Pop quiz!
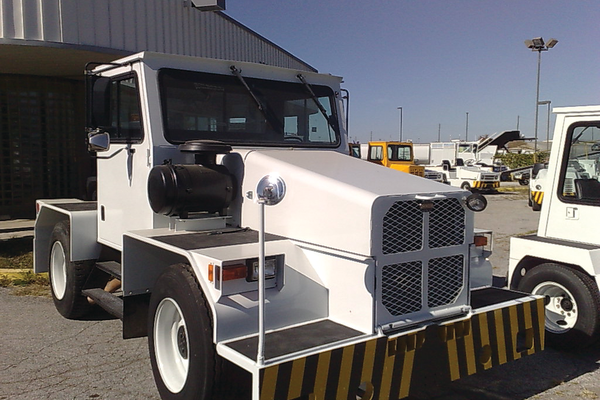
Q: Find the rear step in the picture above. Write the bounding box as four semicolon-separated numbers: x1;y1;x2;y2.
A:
95;261;121;280
82;288;124;319
82;261;123;320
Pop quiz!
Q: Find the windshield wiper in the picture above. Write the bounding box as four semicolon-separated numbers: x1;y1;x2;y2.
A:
230;65;283;134
296;74;338;133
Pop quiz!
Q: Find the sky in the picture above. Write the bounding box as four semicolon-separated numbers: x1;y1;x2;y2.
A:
224;0;600;144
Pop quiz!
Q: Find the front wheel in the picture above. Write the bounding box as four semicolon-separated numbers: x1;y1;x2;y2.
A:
460;181;472;191
517;263;600;350
48;221;93;319
148;264;228;400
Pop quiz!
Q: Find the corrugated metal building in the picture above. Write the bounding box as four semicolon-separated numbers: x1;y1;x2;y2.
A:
0;0;315;218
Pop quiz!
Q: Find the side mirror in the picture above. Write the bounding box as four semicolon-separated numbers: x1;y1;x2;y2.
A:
88;130;110;152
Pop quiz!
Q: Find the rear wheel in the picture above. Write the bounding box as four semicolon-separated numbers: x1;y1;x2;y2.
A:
148;264;246;400
48;221;93;319
460;181;472;191
517;263;600;350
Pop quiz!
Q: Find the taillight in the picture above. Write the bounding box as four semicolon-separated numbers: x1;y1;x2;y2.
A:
222;264;248;281
474;235;488;247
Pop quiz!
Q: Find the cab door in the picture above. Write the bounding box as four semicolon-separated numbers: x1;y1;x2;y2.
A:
89;66;155;250
544;118;600;245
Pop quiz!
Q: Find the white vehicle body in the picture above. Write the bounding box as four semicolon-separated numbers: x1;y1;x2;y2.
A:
33;52;542;400
420;142;501;191
509;105;600;349
427;163;500;191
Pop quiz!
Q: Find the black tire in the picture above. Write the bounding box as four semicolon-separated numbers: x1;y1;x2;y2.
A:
460;181;472;191
148;264;249;400
48;221;94;319
519;178;529;186
517;263;600;350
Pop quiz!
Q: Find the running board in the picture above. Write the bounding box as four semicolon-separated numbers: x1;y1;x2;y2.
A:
82;288;124;320
95;261;121;280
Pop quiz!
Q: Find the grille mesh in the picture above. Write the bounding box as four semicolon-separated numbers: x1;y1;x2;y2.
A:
428;198;465;248
379;197;467;319
382;201;423;254
428;255;464;308
381;261;422;316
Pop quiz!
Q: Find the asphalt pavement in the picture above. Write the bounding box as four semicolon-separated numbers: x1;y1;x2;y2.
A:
3;190;600;399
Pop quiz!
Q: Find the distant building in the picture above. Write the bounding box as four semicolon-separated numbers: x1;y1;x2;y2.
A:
0;0;314;218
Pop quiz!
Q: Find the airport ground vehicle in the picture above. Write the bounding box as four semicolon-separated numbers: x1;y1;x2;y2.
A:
364;141;425;177
415;141;501;191
509;105;600;350
34;52;544;400
351;141;444;181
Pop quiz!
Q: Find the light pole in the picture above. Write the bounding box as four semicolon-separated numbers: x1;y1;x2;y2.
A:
525;37;558;154
465;112;469;142
538;100;551;149
397;106;403;142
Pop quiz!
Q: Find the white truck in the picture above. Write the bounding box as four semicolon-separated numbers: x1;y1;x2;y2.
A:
509;105;600;350
34;52;543;400
417;142;501;191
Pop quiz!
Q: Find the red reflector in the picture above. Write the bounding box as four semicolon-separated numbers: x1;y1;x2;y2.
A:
222;264;247;281
474;235;488;247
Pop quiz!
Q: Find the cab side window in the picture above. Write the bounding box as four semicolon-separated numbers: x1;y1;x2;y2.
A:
108;76;143;143
369;146;383;161
560;123;600;204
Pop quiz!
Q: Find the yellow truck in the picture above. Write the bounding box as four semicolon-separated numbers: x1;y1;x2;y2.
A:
366;141;425;177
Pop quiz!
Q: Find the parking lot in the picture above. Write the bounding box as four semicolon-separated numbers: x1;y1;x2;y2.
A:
2;189;600;399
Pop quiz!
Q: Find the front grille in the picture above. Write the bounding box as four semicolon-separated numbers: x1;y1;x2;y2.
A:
379;197;467;321
428;255;464;308
382;261;422;316
429;198;465;248
381;255;464;316
481;174;498;181
383;198;465;254
382;201;423;254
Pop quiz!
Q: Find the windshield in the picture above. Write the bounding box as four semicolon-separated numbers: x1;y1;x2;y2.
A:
387;144;412;161
158;68;340;146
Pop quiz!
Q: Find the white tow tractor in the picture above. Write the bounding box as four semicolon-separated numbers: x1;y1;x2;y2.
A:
509;105;600;350
34;52;543;400
421;142;501;191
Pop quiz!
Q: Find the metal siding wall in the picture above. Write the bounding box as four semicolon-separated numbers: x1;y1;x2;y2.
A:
0;0;314;68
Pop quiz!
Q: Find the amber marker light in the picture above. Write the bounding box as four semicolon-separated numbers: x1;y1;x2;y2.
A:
208;263;214;282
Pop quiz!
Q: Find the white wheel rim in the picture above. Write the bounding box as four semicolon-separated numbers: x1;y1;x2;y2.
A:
532;281;578;333
50;241;67;300
154;298;190;393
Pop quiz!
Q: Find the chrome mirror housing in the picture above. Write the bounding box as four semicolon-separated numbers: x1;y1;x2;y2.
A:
87;130;110;152
256;174;286;206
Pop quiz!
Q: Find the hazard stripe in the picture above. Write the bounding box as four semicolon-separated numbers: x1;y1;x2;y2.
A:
531;191;544;204
259;299;544;399
437;298;544;383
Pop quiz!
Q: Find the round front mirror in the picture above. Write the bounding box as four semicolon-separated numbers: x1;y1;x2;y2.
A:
466;193;487;212
256;174;286;205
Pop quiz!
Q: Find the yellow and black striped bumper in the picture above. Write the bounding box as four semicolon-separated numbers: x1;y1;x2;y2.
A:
259;295;544;400
531;190;543;205
473;181;500;189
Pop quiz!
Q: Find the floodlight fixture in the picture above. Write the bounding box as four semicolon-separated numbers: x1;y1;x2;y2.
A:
546;38;558;48
531;37;545;48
